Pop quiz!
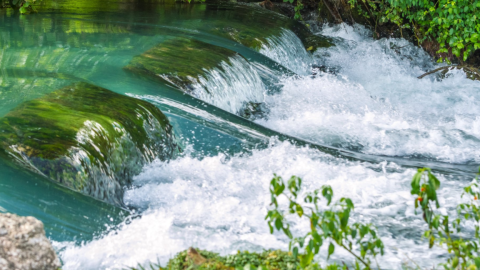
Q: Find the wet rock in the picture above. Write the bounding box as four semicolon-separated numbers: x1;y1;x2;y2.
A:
124;37;237;92
0;82;180;206
467;50;480;68
239;102;269;120
0;213;61;270
417;65;480;81
311;64;339;76
186;247;207;266
202;2;333;52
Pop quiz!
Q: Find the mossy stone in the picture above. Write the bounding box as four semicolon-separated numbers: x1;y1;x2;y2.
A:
202;3;334;52
0;82;180;206
124;37;237;92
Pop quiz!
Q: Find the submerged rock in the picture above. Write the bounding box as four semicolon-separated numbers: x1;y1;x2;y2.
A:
124;37;267;114
239;101;269;120
202;3;333;52
124;37;237;92
0;82;180;205
0;213;61;270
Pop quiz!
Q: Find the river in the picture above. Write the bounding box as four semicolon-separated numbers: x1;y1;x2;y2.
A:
0;1;479;269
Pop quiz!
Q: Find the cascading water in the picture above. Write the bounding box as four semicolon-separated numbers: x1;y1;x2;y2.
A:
188;55;267;114
55;23;479;269
259;29;313;75
258;24;480;164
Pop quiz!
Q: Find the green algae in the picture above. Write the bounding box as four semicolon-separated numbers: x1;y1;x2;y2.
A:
124;37;238;92
198;3;333;52
0;82;180;205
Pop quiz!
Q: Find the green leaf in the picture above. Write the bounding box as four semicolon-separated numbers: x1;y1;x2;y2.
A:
292;246;299;258
296;204;303;217
327;243;335;259
452;256;459;268
474;257;480;269
275;219;282;230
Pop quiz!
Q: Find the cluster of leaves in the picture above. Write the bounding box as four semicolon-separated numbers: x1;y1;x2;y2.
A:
347;0;480;62
265;168;480;269
265;175;384;269
281;0;304;20
130;249;298;270
283;0;479;63
7;0;37;13
411;167;480;270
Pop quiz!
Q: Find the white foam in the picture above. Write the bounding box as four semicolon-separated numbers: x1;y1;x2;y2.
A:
59;141;470;269
257;24;480;163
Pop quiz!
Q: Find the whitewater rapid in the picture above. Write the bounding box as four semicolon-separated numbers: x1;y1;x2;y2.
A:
259;24;480;164
58;24;480;269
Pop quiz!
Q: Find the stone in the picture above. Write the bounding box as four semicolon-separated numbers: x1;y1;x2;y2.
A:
186;247;207;266
0;213;61;270
0;82;181;206
200;2;334;52
124;37;237;92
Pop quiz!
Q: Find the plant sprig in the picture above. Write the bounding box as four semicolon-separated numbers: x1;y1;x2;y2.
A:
266;174;384;269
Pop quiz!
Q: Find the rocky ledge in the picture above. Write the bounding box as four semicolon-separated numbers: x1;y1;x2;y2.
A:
0;213;60;270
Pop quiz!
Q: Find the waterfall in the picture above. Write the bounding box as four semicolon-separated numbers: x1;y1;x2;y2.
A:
186;55;267;114
259;29;313;75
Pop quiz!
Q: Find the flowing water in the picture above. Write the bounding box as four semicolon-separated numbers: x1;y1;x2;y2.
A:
1;1;479;269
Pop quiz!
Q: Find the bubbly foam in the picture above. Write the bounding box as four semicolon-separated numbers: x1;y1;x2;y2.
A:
258;24;480;164
58;141;471;269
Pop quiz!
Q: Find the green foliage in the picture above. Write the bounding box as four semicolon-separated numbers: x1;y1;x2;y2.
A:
265;175;384;269
347;0;480;62
411;167;480;270
266;168;480;269
282;0;304;20
131;167;480;269
285;0;479;62
129;249;298;270
8;0;37;13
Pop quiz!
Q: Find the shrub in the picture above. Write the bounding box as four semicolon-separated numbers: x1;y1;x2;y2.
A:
348;0;480;63
266;166;480;269
286;0;479;63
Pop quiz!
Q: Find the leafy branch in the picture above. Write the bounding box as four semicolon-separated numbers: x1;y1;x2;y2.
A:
265;174;384;269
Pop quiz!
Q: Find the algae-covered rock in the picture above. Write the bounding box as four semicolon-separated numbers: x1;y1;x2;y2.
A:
124;37;268;114
0;82;180;205
124;37;237;92
201;3;333;52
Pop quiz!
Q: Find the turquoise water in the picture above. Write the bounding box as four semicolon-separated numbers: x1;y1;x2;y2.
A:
1;1;480;269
